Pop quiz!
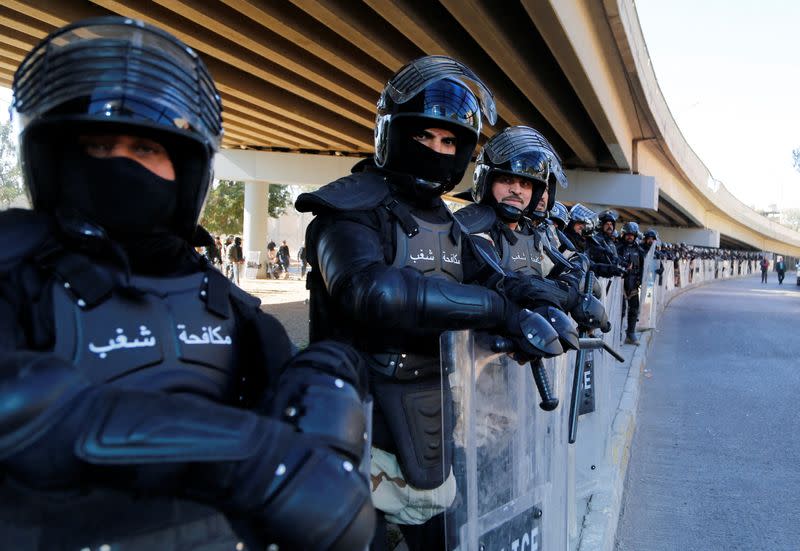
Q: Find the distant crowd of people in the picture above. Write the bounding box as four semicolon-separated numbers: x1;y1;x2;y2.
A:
195;234;244;284
197;234;309;285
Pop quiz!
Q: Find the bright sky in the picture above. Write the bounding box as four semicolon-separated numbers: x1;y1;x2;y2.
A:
636;0;800;211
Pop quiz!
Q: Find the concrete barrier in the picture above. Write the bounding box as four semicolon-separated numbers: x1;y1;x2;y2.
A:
568;258;756;551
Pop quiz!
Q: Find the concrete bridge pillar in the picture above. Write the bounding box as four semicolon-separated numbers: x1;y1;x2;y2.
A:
243;181;270;278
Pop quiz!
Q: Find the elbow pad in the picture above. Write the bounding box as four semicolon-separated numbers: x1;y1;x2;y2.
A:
348;266;506;331
272;341;369;460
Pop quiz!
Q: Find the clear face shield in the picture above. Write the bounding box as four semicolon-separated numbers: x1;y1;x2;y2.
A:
381;55;497;127
479;126;568;217
568;203;598;236
12;19;222;148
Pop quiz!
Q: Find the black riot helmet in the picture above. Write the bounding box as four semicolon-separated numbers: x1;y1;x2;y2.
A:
375;55;496;196
644;228;659;241
597;209;619;225
12;17;223;240
621;221;640;237
568;203;598;236
549;201;569;230
472;126;568;222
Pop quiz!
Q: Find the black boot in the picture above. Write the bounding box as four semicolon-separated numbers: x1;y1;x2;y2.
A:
625;332;640;345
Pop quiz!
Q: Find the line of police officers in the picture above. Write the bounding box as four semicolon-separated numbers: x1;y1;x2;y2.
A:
0;16;708;551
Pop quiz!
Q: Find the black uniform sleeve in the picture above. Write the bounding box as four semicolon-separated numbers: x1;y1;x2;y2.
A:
0;280;24;353
315;216;508;332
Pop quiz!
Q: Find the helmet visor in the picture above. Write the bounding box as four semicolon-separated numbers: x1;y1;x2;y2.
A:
13;19;222;149
396;78;482;132
484;126;568;188
506;150;552;184
385;55;496;126
569;203;597;225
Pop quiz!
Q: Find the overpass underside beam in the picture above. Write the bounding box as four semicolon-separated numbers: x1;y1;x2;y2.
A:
650;227;720;248
560;170;657;210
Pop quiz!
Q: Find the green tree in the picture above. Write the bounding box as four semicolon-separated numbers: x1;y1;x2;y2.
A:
268;183;292;218
0;119;24;209
201;180;244;236
200;181;293;235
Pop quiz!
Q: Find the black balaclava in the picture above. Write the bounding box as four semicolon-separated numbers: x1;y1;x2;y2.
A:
391;135;460;189
59;153;177;234
57;150;193;274
382;116;475;202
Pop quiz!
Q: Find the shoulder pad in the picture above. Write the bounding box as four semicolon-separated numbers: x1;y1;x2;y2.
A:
295;171;391;213
229;283;262;311
0;209;53;274
453;203;497;234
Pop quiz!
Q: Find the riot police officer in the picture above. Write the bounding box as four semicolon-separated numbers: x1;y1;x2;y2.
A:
563;204;624;279
588;209;621;269
0;18;374;550
296;58;563;551
455;125;609;335
561;203;596;254
643;228;659;252
548;200;577;251
643;228;666;285
617;221;646;344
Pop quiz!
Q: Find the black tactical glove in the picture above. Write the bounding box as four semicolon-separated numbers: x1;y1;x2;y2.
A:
502;272;578;311
591;262;625;279
570;293;611;333
501;301;564;360
532;305;579;351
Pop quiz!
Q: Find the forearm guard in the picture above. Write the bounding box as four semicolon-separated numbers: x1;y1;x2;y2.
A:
347;265;507;331
71;389;374;551
0;351;90;460
317;218;508;332
1;356;374;551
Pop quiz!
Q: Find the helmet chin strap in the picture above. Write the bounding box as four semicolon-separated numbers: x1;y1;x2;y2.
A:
496;202;523;223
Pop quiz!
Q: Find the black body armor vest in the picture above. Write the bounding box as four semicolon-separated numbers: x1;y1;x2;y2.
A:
52;270;243;401
500;231;543;277
4;263;246;549
391;213;462;281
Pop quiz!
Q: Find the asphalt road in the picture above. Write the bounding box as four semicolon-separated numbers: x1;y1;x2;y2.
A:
615;275;800;551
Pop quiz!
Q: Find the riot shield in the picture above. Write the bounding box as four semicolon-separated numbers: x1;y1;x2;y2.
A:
637;244;657;331
441;330;570;551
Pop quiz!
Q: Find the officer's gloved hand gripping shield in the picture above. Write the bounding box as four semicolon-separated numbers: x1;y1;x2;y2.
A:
440;331;571;551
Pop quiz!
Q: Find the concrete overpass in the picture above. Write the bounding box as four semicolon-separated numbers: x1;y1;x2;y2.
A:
3;0;800;257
